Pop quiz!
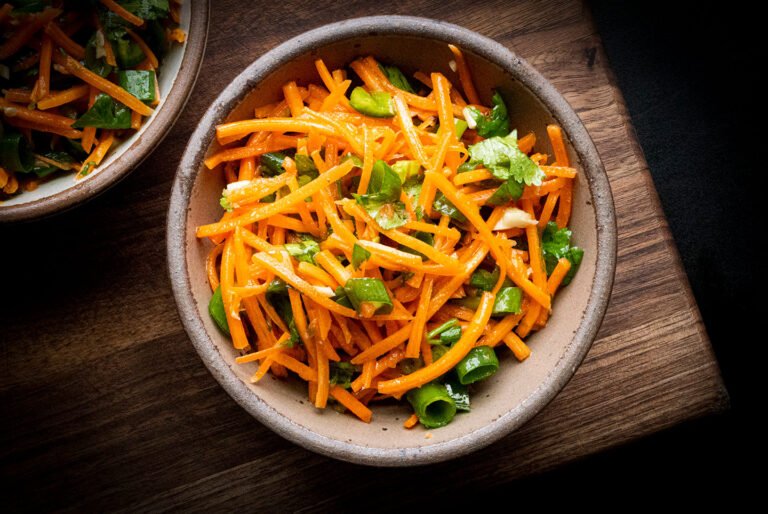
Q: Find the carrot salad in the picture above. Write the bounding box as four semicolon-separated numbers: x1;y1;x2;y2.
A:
198;46;584;429
0;1;184;197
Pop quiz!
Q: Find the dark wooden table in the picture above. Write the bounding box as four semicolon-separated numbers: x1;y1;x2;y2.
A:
0;0;728;510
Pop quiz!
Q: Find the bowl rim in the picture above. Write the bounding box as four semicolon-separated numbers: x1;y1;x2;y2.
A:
167;15;617;467
0;0;211;224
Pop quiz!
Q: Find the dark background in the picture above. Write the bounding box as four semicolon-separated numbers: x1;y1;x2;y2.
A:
1;1;756;505
506;0;756;493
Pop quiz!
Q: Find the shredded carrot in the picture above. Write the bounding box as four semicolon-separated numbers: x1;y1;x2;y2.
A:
36;84;89;110
99;0;144;27
195;48;583;427
330;386;373;423
43;21;86;59
448;44;480;105
0;8;61;61
403;413;420;429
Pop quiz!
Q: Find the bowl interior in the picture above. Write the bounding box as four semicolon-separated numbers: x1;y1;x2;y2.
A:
0;2;194;209
183;32;600;461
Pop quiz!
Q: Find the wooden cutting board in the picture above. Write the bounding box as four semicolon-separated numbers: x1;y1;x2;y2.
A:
0;0;728;510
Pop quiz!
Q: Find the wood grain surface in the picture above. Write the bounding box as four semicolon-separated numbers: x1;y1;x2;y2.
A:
0;0;728;510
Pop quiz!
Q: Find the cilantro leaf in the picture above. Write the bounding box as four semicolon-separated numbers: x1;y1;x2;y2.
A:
486;178;524;206
352;243;371;270
284;237;320;264
118;0;170;21
464;90;510;138
266;293;299;346
541;222;584;286
353;160;408;230
329;362;358;389
71;94;131;129
378;64;415;93
468;130;545;186
433;192;467;222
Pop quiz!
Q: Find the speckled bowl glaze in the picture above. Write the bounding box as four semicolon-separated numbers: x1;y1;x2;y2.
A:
168;16;617;466
0;1;210;223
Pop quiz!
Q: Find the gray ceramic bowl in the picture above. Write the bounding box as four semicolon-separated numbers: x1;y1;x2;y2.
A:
168;15;617;466
0;1;210;223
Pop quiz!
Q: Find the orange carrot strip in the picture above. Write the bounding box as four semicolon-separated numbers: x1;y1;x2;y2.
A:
79;130;114;175
330;386;372;423
315;345;330;408
547;257;572;295
43;21;86;59
36;84;89;110
503;331;531;361
547;125;569;167
0;3;12;24
392;94;430;167
403;221;461;240
2;117;81;139
283;81;305;117
235;334;291;364
270;352;318;382
315;249;351;285
33;35;53;101
252;253;358;318
378;292;494;395
250;358;274;383
62;55;153;116
3;89;33;103
221;237;250;350
448;44;480;105
216;118;338;142
517;132;536;154
130;110;142;130
0;98;76;129
431;72;455;142
196;160;355;237
403;413;419;429
297;261;338;289
0;7;61;60
453;168;493;186
99;0;144;26
357;127;374;194
81;87;98;152
405;277;433;358
538;191;560;229
206;244;224;292
555;179;573;228
476;313;523;348
541;165;577;179
521;199;548;291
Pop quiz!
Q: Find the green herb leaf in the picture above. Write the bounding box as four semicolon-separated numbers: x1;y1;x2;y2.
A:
351;243;371;270
465;90;510;138
267;293;299;345
391;160;420;184
399;231;433;260
117;70;156;103
493;287;523;315
333;286;353;309
118;0;170;21
329;362;358;389
0;130;34;173
349;87;394;118
284;237;320;264
84;32;113;78
353;160;408;230
486;178;524;206
469;268;500;292
260;152;286;176
72;94;131;129
378;64;415;93
433;192;467;222
541;222;584;286
468;130;544;186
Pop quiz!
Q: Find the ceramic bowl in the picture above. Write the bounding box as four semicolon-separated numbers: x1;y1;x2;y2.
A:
168;15;617;466
0;1;210;223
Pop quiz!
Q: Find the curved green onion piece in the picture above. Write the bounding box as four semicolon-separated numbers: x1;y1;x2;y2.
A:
344;277;393;315
349;87;394;118
208;286;230;336
407;382;457;429
456;346;499;385
0;130;34;173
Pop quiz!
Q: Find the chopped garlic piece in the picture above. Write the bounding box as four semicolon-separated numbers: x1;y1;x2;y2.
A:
462;107;477;129
225;180;251;192
448;60;457;72
313;285;335;297
492;207;537;230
